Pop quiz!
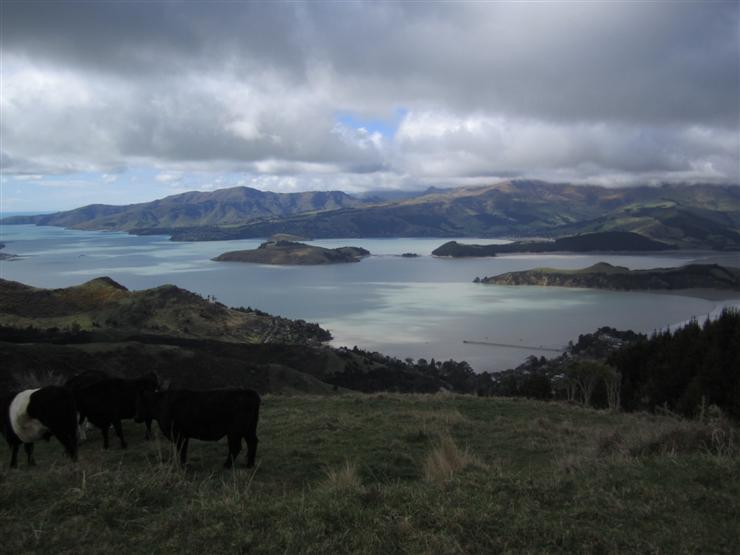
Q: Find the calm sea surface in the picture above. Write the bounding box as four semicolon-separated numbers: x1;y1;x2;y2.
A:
2;223;739;371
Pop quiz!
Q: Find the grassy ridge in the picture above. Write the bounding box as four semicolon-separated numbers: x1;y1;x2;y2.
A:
1;395;738;553
0;277;332;346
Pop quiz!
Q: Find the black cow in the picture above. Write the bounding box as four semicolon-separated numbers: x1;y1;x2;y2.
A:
1;386;79;468
135;388;260;468
65;369;109;390
65;369;108;440
68;372;159;449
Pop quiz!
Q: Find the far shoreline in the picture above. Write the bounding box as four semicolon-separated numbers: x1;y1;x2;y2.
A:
650;288;740;302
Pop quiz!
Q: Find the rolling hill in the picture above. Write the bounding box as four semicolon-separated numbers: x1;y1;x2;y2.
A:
0;276;330;344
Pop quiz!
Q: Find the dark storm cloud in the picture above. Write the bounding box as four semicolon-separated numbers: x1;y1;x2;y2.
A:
307;2;740;126
2;1;738;187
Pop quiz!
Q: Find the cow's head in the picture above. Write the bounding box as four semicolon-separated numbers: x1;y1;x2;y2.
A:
138;371;160;392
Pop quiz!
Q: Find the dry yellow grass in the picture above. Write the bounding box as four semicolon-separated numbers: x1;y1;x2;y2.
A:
423;434;486;482
324;460;363;491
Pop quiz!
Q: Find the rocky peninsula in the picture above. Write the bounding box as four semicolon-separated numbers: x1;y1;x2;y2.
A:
213;240;370;265
477;262;740;291
433;231;672;257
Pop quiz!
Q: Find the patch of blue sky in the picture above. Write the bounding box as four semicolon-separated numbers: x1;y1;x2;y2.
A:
336;108;408;138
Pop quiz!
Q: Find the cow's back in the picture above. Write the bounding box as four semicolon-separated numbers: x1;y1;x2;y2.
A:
159;389;259;441
75;378;129;420
66;370;108;391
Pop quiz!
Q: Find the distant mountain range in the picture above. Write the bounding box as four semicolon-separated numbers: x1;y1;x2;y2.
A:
5;180;740;250
2;187;363;231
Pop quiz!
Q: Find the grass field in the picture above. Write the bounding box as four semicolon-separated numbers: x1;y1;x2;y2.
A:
1;394;738;553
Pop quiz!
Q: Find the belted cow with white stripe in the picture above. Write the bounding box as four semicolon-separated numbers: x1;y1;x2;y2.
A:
1;386;79;468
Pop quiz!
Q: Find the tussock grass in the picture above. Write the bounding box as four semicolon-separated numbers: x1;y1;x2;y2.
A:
408;408;467;426
597;412;737;458
423;434;486;482
533;416;582;436
1;395;738;553
323;460;363;491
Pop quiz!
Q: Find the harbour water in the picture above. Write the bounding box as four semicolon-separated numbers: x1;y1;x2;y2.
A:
2;223;739;371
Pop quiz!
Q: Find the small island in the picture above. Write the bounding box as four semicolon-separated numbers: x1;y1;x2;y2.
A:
213;240;370;265
476;262;740;291
433;231;672;257
400;252;420;258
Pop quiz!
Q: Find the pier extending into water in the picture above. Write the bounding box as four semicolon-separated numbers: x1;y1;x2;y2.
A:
463;340;565;353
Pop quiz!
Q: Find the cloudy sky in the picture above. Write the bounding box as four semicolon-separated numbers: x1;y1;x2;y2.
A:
1;1;738;210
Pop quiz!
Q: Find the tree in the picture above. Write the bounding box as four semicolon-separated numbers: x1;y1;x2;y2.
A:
566;360;609;407
552;373;578;402
603;365;621;411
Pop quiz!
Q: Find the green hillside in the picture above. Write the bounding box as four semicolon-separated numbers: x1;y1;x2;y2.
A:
1;395;737;553
164;182;740;250
0;277;330;344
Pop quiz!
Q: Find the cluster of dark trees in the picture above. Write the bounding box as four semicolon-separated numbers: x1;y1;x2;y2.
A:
0;324;99;345
484;327;645;402
234;306;333;342
485;312;740;420
613;310;740;419
326;328;655;400
329;347;486;394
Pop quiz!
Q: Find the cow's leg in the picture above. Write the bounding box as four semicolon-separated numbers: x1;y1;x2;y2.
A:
112;419;127;449
101;425;110;449
10;442;20;469
245;424;259;469
77;413;87;442
176;436;189;466
24;443;35;466
144;418;153;440
224;432;241;469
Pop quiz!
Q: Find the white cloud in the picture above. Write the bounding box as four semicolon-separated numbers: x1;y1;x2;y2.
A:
392;111;739;185
155;172;182;183
1;2;737;198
